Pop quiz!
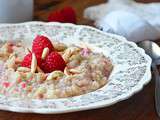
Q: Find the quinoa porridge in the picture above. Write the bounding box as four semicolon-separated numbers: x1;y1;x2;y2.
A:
0;35;113;99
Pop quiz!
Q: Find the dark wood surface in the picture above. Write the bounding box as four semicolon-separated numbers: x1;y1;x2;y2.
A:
0;0;160;120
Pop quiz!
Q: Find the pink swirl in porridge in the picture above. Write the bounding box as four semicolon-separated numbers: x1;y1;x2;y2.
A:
0;38;113;99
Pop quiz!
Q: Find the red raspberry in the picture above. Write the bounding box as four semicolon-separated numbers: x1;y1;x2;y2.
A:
48;6;76;24
41;52;66;73
21;53;41;68
21;53;32;68
48;10;65;23
32;35;54;57
61;7;76;24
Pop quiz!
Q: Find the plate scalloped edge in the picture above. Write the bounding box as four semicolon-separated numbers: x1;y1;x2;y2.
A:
0;21;152;114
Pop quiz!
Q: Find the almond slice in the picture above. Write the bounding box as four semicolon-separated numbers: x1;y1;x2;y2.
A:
54;42;67;51
46;71;64;80
62;49;72;63
6;55;16;69
17;67;31;72
69;69;81;74
31;53;37;73
64;67;70;76
41;47;49;60
62;47;81;63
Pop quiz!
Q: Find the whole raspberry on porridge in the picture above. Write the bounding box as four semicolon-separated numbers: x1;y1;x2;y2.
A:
0;35;113;99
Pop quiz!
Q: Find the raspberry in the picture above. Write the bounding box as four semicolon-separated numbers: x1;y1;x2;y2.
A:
48;10;65;23
21;53;41;68
21;53;32;68
61;7;76;24
48;6;76;24
41;52;66;73
32;35;54;57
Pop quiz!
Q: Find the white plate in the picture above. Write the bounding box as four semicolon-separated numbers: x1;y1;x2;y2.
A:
0;22;151;114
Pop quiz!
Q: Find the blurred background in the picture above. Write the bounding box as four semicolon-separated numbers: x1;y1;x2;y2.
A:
34;0;106;25
34;0;160;24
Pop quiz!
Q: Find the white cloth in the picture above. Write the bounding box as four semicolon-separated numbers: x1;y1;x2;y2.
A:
96;10;160;42
84;0;160;42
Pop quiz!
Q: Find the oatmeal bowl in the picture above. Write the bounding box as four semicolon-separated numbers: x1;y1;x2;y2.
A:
0;22;151;114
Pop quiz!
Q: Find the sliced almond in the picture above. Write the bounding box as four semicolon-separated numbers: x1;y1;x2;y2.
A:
62;49;72;63
17;67;31;72
31;53;37;73
46;71;64;80
64;67;70;76
62;47;81;63
69;69;81;74
41;47;49;60
54;42;67;51
5;55;16;69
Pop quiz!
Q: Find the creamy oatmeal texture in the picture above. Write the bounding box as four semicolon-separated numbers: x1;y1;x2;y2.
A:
0;39;113;99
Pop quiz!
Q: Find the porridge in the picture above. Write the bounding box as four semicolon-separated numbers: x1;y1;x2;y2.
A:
0;35;113;99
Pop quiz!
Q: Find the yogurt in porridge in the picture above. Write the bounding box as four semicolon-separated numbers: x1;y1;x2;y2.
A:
0;35;113;99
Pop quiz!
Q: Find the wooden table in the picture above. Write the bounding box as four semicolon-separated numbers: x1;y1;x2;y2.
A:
0;0;160;120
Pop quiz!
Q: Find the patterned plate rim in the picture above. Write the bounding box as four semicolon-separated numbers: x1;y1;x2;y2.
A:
0;21;152;114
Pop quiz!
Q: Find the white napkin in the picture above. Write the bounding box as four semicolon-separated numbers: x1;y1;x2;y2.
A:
84;0;160;42
96;10;160;42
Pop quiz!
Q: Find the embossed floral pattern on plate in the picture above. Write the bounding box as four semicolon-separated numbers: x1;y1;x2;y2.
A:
0;22;151;114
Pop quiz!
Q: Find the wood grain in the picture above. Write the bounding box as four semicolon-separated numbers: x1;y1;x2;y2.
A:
0;0;160;120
